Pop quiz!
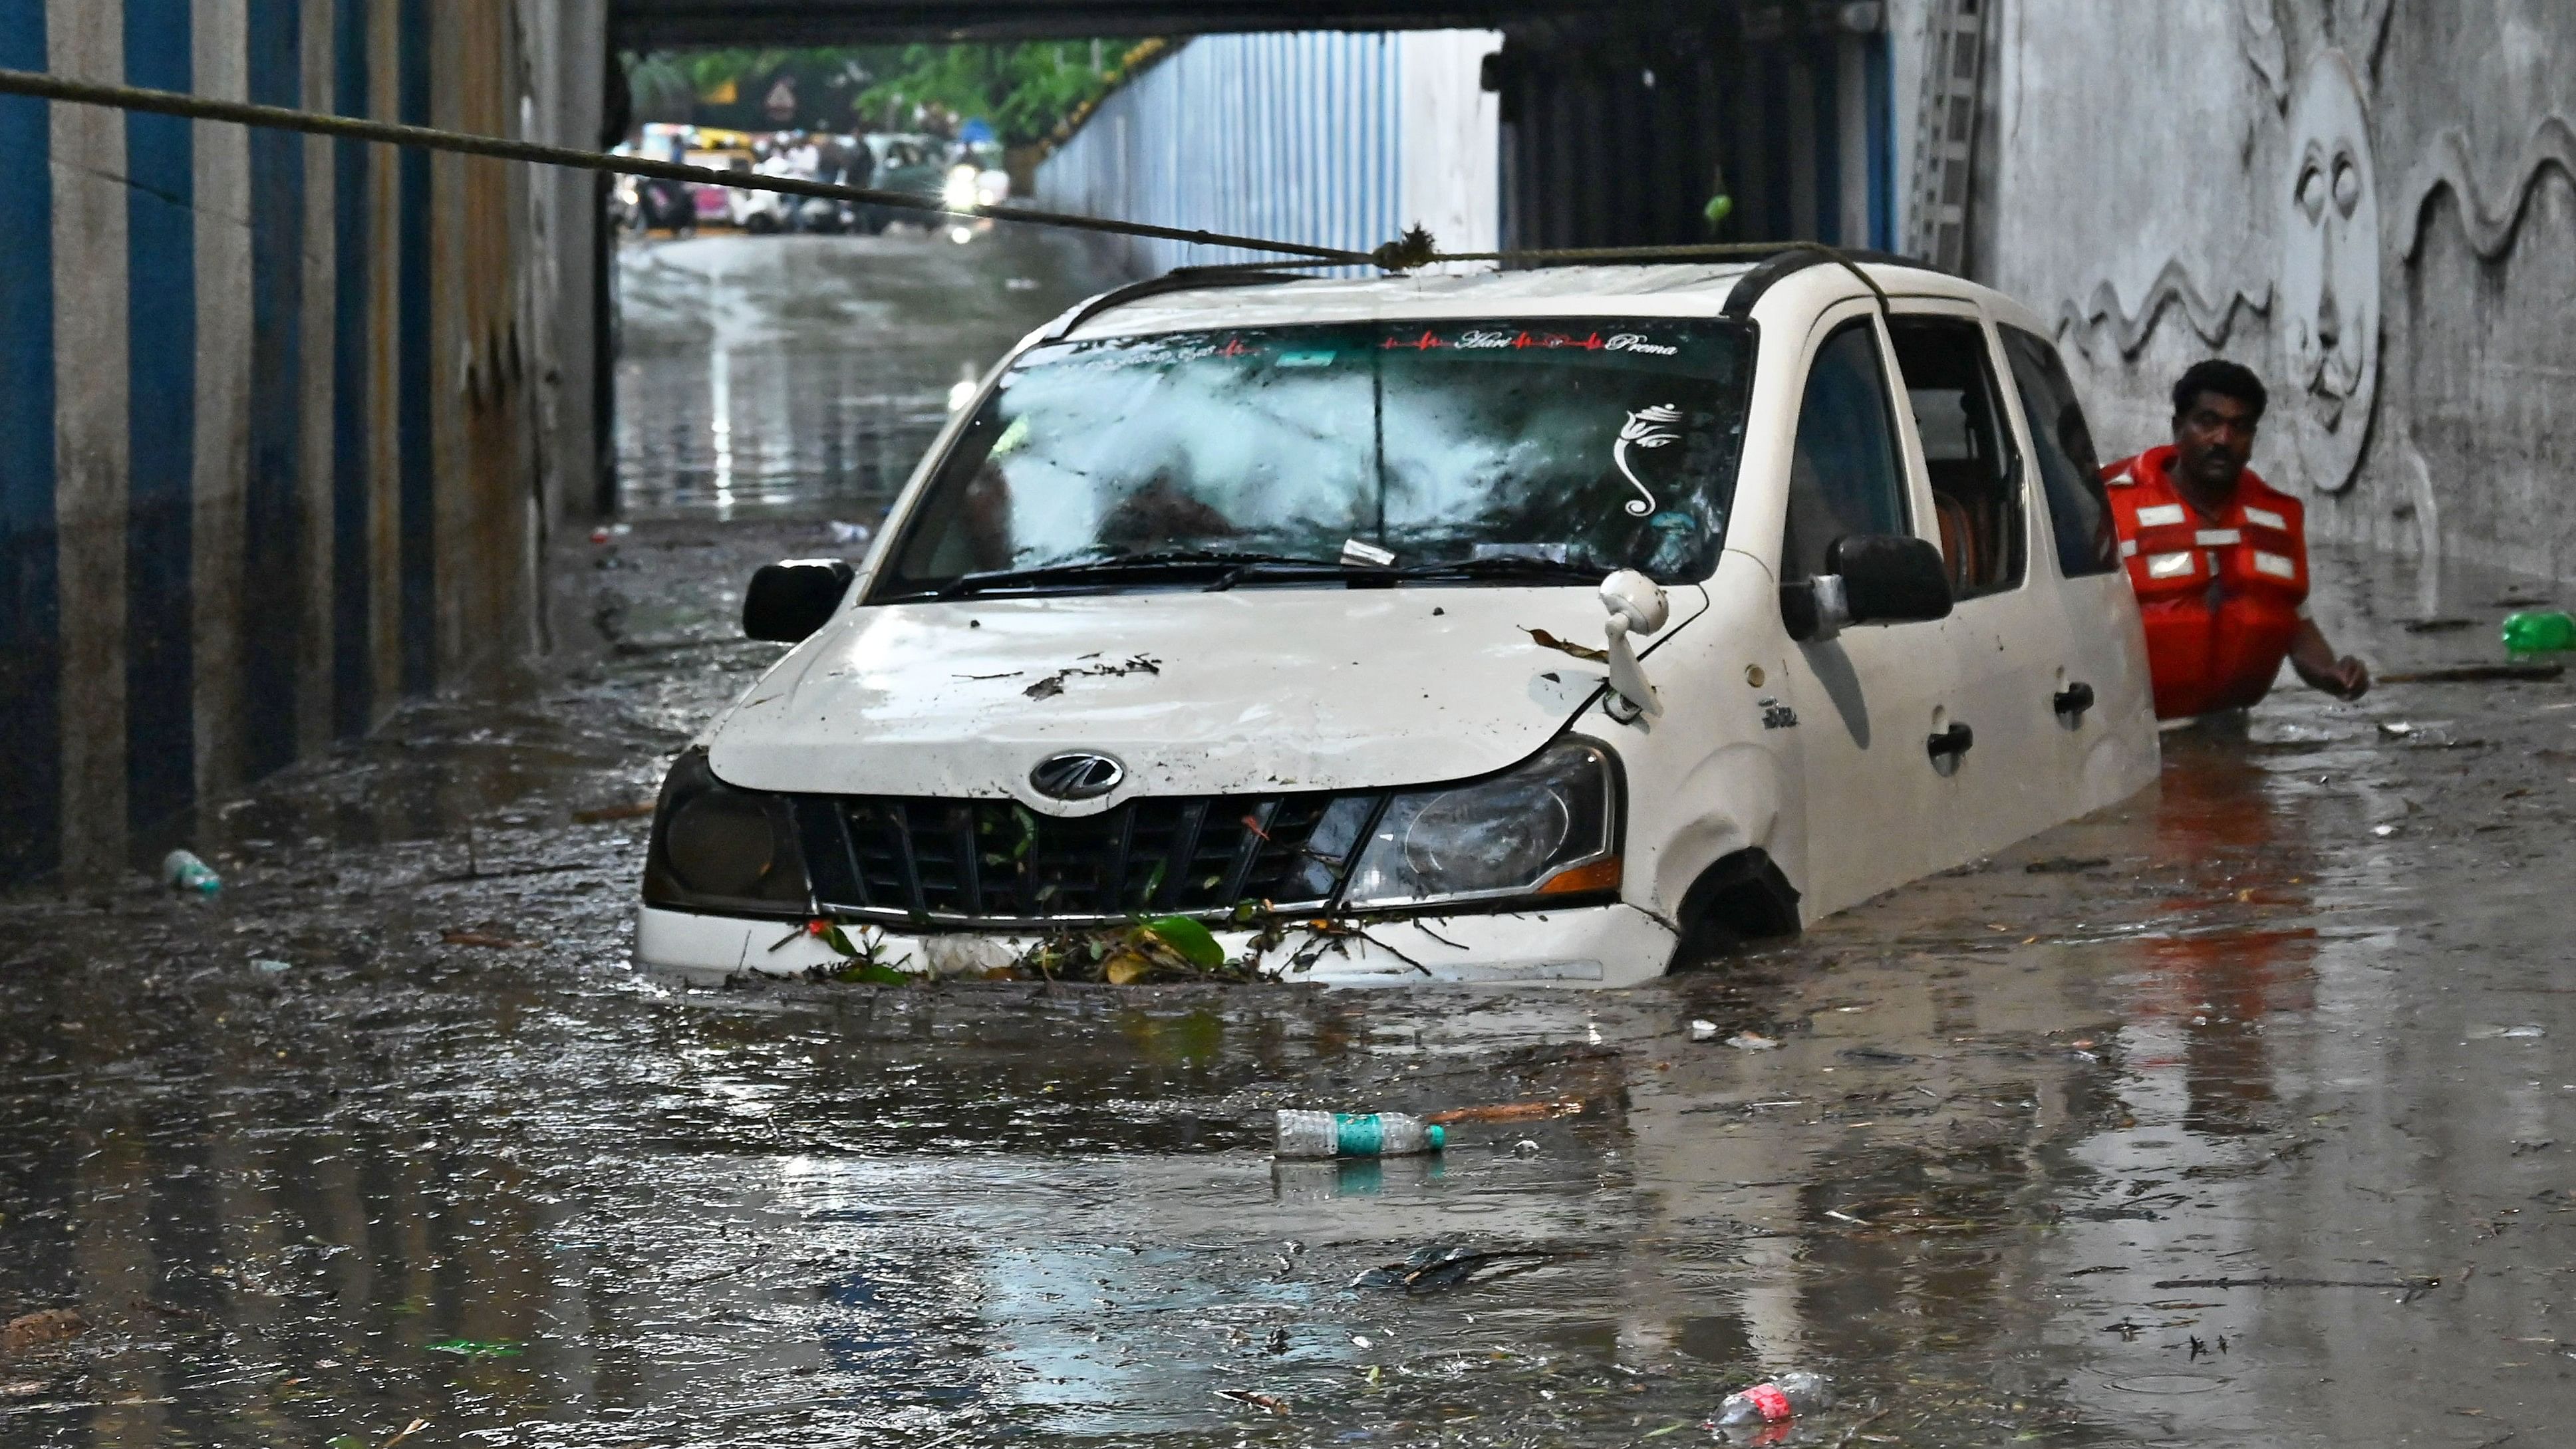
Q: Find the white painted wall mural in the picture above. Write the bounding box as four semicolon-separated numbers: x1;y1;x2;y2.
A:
2279;47;2378;492
1983;0;2576;577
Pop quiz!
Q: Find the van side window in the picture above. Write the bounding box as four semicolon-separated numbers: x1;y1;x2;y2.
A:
1889;318;2026;598
1998;327;2120;577
1782;321;1910;584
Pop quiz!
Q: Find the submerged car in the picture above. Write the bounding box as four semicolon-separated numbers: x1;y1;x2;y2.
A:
637;251;2159;988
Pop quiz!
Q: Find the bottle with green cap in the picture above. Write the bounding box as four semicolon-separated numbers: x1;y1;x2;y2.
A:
2502;611;2576;656
1273;1109;1444;1158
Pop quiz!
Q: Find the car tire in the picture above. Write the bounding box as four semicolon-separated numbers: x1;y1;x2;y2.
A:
745;213;779;235
1667;848;1803;971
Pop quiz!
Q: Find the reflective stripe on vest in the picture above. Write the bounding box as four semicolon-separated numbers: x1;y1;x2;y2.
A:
2145;551;2197;579
2135;503;2186;526
2243;505;2287;531
2196;528;2241;545
2252;551;2297;580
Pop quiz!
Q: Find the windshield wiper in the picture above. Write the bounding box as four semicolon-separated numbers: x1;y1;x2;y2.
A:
1213;553;1616;590
1389;556;1611;585
931;550;1333;599
921;549;1616;600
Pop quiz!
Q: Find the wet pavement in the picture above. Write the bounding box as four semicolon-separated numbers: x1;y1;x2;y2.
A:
614;225;1118;521
5;228;2575;1446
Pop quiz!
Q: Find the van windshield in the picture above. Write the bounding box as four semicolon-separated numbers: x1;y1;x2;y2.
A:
873;317;1754;600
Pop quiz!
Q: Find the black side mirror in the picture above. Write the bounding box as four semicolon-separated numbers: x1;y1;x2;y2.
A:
1781;533;1953;642
1830;534;1953;625
743;559;855;642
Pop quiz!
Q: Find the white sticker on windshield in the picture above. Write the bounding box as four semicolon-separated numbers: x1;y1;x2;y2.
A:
1340;538;1396;568
1613;404;1684;517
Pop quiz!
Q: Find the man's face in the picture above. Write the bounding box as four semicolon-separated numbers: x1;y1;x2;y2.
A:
2172;393;2259;491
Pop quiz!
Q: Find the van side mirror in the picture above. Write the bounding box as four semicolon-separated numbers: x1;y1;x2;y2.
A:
1832;534;1953;625
743;559;855;642
1780;534;1953;642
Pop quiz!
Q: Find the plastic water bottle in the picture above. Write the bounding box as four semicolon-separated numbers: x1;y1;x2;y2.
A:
1712;1371;1832;1432
2502;611;2576;655
160;849;221;898
1273;1110;1445;1158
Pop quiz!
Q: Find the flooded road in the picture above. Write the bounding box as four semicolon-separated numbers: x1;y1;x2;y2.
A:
613;226;1119;521
5;230;2575;1447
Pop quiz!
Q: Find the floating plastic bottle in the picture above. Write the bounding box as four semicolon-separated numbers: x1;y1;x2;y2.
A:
2502;611;2576;656
1273;1110;1445;1158
1712;1370;1832;1433
160;849;221;898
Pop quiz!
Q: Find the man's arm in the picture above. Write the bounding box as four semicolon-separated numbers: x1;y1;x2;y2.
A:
2287;616;2368;700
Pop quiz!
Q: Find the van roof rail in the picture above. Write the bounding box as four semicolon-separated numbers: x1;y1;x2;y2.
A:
1044;265;1316;341
1046;241;1940;339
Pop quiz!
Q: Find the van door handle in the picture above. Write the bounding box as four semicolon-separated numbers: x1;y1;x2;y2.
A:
1927;722;1974;765
2053;681;2095;722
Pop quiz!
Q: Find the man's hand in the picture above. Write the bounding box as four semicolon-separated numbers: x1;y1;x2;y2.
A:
2288;619;2368;700
2295;652;2370;700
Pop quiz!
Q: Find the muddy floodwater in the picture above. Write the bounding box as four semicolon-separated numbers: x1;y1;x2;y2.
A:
5;230;2574;1447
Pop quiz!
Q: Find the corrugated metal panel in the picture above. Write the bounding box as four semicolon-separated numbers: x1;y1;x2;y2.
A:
1037;30;1498;277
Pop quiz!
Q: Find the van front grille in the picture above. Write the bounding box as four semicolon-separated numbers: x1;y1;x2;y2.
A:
796;791;1379;926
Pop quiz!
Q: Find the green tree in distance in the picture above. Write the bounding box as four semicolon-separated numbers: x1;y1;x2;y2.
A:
622;42;1149;146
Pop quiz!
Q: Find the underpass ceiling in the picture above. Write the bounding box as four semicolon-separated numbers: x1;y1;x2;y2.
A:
610;0;1802;45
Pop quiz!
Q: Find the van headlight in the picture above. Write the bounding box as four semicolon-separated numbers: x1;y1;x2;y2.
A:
1341;741;1621;908
642;748;812;916
942;166;980;210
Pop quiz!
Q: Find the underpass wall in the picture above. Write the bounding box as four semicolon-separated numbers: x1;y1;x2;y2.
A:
1980;0;2576;586
1032;29;1501;276
0;0;607;887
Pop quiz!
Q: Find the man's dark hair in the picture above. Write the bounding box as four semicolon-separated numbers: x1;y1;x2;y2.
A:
2172;359;2267;423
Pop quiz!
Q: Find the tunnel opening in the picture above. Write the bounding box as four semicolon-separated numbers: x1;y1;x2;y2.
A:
596;3;1914;523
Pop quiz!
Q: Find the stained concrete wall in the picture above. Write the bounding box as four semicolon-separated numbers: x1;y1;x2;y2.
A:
0;0;607;886
1977;0;2576;586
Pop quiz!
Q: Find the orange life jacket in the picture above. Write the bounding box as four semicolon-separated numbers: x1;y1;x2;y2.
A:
2102;446;2310;720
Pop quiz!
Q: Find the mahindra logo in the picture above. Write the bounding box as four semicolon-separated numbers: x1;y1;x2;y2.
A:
1029;751;1124;801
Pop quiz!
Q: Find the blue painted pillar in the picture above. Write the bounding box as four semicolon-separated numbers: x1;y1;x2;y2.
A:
242;0;305;777
0;0;56;881
396;0;433;696
125;0;196;841
331;0;371;737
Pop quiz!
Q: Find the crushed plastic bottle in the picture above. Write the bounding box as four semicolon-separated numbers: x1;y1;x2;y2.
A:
2502;610;2576;656
1711;1370;1831;1435
160;849;221;898
1273;1110;1445;1158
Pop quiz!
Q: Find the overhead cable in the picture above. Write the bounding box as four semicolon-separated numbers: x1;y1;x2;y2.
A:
0;66;1374;266
0;66;1924;292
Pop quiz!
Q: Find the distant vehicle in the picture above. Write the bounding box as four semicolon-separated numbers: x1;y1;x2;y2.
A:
690;148;755;224
637;253;2158;988
939;139;1011;240
855;133;947;233
728;153;799;233
607;146;640;231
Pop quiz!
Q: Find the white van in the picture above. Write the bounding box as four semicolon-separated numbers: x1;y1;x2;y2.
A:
635;252;2158;988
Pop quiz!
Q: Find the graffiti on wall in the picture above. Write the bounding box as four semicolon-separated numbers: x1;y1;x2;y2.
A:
2396;113;2576;263
2055;265;2270;363
2059;2;2400;493
2280;48;2378;491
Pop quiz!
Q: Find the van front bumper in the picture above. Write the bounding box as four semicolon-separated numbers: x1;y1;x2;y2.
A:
634;902;1679;989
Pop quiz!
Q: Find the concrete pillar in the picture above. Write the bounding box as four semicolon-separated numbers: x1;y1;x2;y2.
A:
50;0;132;880
191;0;251;832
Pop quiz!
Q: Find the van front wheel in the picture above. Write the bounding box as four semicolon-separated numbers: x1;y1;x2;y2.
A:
1668;849;1802;972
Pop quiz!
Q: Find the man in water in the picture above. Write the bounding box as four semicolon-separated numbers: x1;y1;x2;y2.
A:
2102;360;2368;720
